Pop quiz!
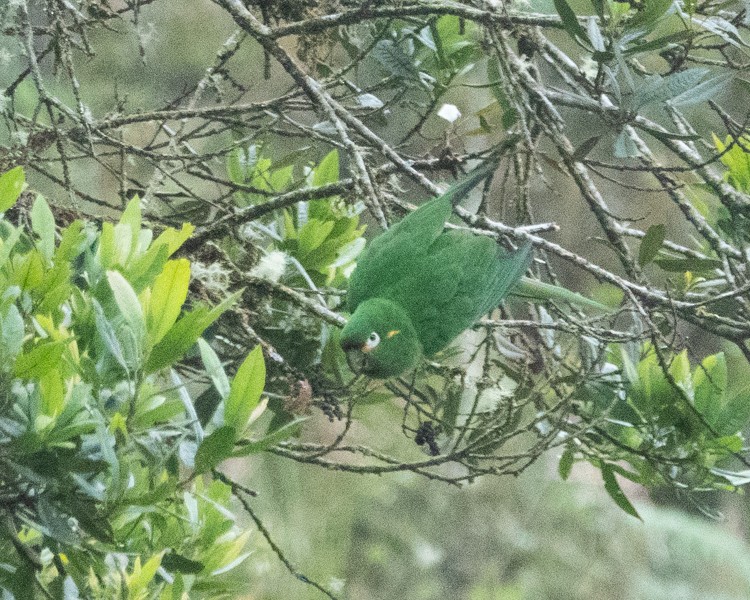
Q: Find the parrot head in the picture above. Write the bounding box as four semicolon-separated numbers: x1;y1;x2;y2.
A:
340;298;422;378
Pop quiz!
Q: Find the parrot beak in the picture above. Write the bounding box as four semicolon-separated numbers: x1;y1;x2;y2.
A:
341;336;370;372
340;338;362;352
344;347;367;373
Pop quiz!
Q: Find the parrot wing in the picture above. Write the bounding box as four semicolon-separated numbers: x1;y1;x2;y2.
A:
347;161;500;313
385;233;532;356
347;194;452;312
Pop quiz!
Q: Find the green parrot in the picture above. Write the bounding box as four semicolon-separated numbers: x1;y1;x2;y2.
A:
340;162;605;378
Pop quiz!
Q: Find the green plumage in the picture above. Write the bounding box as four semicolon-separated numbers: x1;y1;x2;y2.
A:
341;164;531;378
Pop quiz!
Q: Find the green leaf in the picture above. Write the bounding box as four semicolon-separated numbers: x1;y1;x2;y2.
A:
198;338;230;400
572;136;601;161
55;220;86;263
614;129;640;158
587;17;606;52
487;58;518;128
40;368;65;417
97;222;116;269
638;224;666;266
633;69;709;110
0;166;25;212
127;552;165;597
15;341;67;379
709;467;750;486
622;29;694;55
553;0;591;47
107;270;145;339
128;243;169;293
119;196;142;258
227;145;258;185
298;219;335;256
151;223;195;257
148;259;190;346
145;289;242;374
31;195;56;260
695;15;749;48
312;149;339;187
558;446;575;480
653;256;722;272
601;463;642;519
93;298;128;370
161;553;204;574
714;391;750;435
670;72;734;107
195;426;236;473
626;0;675;30
12;249;45;290
225;345;266;436
0;225;22;267
1;304;24;362
372;39;420;80
694;352;726;418
232;417;307;456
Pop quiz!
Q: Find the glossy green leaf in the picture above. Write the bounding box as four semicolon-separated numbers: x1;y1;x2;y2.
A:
622;29;695;55
54;220;86;263
31;195;56;260
145;290;242;374
12;249;45;290
161;552;204;574
694;352;726;419
148;259;190;346
709;467;750;486
15;341;66;379
40;368;65;417
227;145;258;185
312;149;339;187
298;219;335;256
127;552;164;597
225;345;266;436
714;391;750;435
119;196;142;258
0;166;25;212
97;222;116;269
587;17;606;51
695;15;748;48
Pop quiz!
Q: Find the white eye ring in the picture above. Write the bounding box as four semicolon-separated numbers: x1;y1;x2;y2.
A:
363;332;380;352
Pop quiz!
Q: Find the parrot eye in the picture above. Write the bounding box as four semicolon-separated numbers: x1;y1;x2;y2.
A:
363;332;380;351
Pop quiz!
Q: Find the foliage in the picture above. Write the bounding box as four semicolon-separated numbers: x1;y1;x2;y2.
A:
0;169;289;599
569;343;750;516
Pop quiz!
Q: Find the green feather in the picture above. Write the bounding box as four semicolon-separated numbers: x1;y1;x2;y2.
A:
342;163;532;377
341;162;609;377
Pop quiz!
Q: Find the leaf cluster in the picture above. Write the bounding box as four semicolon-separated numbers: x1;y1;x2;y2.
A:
0;167;292;599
